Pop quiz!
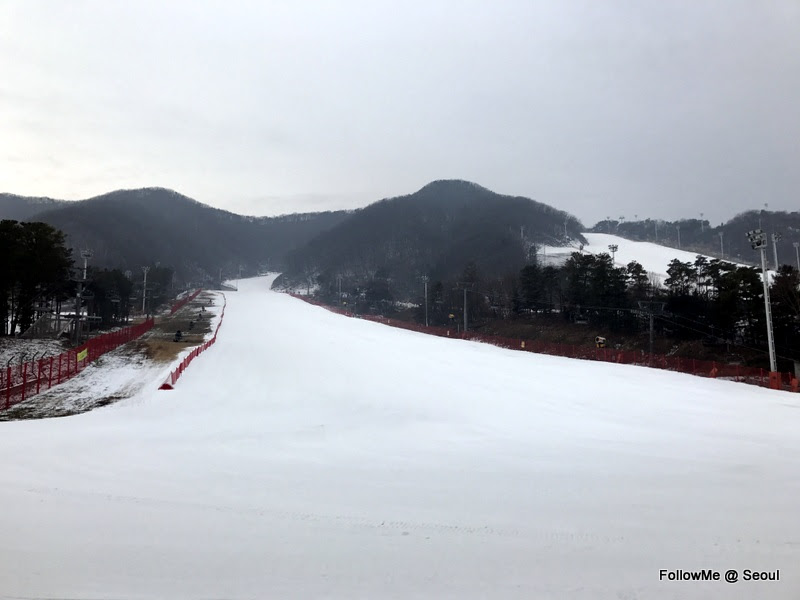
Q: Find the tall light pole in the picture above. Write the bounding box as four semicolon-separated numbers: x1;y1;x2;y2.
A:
676;225;681;250
142;266;150;315
457;282;473;332
793;242;800;271
718;231;724;259
463;287;468;333
81;249;93;281
700;213;704;233
771;233;782;270
746;229;777;373
421;275;429;327
608;244;618;264
74;250;92;344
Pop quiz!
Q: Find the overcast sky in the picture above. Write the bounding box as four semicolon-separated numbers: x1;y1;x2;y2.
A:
2;1;798;226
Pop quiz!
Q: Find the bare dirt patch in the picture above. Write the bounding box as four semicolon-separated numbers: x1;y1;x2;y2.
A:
136;292;217;363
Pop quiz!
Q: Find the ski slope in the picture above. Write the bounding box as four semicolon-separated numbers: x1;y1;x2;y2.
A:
543;233;744;282
1;275;799;599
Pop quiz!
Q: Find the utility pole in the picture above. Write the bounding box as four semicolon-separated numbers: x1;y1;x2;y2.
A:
142;266;150;315
422;275;429;327
746;229;777;373
793;242;800;271
456;282;474;332
771;233;782;270
718;231;724;259
638;300;665;361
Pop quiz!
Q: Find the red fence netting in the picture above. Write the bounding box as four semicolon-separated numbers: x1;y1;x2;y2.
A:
169;289;203;315
159;293;226;390
1;318;155;410
291;295;798;393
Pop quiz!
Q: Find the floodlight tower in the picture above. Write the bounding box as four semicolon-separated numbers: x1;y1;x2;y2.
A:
771;233;782;270
793;242;800;270
608;244;618;264
676;225;681;249
80;249;93;281
142;266;150;314
74;249;92;344
746;229;776;373
718;231;724;259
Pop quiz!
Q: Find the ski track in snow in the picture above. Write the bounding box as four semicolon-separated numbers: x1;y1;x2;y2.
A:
0;276;799;599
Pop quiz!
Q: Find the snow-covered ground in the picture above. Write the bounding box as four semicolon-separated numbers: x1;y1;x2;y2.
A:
0;294;225;420
542;233;748;283
1;275;798;599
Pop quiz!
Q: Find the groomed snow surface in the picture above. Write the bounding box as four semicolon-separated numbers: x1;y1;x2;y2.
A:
542;232;745;283
1;275;799;599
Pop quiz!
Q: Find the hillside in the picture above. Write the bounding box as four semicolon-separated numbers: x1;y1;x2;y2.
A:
9;188;350;285
591;211;800;268
276;180;585;297
0;194;68;221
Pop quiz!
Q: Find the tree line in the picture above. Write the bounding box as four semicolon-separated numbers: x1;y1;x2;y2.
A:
1;219;175;338
313;251;800;369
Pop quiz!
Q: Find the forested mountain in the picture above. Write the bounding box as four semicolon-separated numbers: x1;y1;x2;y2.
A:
591;210;800;268
275;180;584;298
6;188;350;285
0;194;68;221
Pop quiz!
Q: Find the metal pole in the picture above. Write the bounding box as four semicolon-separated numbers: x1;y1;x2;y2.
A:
677;225;681;249
760;246;777;372
794;242;799;270
463;287;468;333
649;312;654;358
771;233;781;270
719;231;724;259
142;266;150;314
422;276;429;327
74;281;81;344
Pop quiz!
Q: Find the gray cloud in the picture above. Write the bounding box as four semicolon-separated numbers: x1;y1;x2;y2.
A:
1;0;798;225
